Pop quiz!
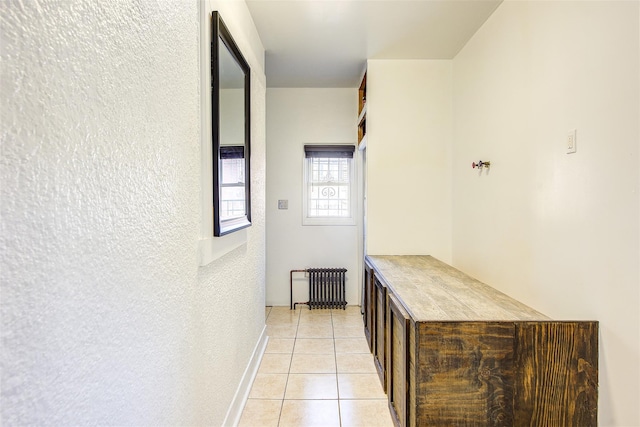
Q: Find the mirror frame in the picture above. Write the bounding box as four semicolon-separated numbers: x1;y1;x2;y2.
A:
211;11;251;236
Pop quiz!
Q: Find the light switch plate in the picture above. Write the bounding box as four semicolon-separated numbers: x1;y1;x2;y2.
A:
278;200;288;210
567;129;577;154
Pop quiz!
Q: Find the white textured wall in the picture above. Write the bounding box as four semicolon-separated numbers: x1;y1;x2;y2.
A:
265;88;360;307
366;60;453;262
1;0;266;425
195;0;267;424
452;2;639;425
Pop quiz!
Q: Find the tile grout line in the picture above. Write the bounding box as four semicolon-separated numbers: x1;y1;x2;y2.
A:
267;307;292;427
331;310;344;427
278;307;301;426
274;307;285;427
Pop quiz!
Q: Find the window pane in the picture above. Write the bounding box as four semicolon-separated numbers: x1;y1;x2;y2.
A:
221;158;244;184
220;158;245;220
307;157;351;218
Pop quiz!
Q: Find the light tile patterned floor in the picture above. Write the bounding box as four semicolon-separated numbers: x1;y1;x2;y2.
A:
239;306;395;427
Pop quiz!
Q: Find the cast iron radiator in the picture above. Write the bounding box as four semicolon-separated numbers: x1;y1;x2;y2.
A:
290;268;347;310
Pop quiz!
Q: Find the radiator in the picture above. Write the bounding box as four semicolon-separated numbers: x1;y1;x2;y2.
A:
291;268;347;310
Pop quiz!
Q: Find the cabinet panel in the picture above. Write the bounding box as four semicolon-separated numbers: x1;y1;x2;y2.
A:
363;261;374;352
373;277;387;389
416;322;515;426
513;322;598;426
388;292;409;427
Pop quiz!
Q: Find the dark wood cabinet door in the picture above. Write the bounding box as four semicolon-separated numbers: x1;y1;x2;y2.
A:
373;276;387;389
363;261;374;352
388;292;409;427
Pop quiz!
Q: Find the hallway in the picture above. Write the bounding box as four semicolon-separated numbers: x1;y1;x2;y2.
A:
239;306;394;427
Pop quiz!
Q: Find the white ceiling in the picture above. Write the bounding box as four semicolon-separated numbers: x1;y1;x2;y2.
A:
246;0;502;88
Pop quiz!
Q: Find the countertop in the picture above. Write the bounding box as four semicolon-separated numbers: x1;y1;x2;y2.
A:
366;255;549;322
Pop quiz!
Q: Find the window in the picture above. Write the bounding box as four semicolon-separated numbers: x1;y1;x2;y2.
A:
303;144;356;225
220;146;246;222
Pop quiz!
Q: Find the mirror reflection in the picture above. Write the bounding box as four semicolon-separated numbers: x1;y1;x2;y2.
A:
212;12;251;236
218;39;246;222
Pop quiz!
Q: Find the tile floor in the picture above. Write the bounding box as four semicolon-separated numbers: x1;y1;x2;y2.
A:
239;306;395;427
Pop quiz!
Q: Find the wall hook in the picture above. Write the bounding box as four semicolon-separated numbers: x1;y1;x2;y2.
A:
472;160;491;170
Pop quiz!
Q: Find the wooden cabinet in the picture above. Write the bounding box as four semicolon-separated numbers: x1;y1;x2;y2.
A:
373;276;387;389
365;255;599;427
387;292;410;427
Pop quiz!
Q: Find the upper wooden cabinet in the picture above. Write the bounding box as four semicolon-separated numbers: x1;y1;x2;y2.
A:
357;71;367;147
358;71;367;115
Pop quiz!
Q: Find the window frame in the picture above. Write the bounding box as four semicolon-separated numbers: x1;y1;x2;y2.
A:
302;144;357;226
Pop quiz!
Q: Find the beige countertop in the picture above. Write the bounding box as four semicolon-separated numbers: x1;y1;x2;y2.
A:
366;255;550;322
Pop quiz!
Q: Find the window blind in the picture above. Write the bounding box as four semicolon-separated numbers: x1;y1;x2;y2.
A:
304;144;355;159
220;146;245;159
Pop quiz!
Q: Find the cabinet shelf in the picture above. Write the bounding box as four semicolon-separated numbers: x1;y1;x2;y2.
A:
357;102;367;124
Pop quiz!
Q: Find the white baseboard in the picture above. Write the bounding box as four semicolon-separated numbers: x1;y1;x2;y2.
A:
222;326;268;427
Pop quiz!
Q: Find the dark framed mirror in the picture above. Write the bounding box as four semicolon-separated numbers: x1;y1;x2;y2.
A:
211;11;251;236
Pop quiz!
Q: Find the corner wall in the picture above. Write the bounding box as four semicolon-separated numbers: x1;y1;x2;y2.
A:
452;2;639;425
366;60;453;262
